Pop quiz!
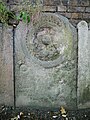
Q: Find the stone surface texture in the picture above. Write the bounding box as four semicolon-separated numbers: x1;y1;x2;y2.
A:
15;13;77;109
77;21;90;109
0;24;14;106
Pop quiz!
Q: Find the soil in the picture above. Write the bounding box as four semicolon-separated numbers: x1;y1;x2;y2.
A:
0;106;90;120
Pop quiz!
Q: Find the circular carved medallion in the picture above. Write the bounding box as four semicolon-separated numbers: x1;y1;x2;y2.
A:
21;13;72;68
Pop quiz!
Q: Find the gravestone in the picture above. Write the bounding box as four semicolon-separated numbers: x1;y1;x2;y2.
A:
15;13;77;109
77;21;90;108
0;25;14;106
0;23;3;105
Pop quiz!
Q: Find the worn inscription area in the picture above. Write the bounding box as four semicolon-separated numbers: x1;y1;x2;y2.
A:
16;13;77;109
24;14;71;67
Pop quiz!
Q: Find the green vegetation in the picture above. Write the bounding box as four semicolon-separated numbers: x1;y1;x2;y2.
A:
0;0;15;24
0;0;42;25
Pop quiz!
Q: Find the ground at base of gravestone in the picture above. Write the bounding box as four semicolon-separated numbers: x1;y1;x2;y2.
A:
0;105;90;120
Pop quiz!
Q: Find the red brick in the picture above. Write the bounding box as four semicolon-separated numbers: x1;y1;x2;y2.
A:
62;0;78;6
43;0;62;5
85;7;90;12
71;13;78;19
71;13;83;19
69;0;78;6
60;12;71;19
68;6;85;12
62;0;89;6
83;13;90;19
77;0;89;6
42;6;56;12
43;0;54;5
57;5;67;12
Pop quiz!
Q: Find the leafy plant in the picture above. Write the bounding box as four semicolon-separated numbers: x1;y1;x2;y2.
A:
17;11;30;23
0;0;42;25
16;0;42;23
0;0;16;24
0;0;8;23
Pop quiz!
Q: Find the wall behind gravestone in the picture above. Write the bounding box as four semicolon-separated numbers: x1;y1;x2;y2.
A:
8;0;90;27
0;24;14;106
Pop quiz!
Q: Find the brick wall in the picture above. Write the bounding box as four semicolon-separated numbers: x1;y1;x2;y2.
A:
43;0;90;26
4;0;90;27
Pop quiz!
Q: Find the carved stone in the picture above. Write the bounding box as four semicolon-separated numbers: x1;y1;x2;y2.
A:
15;13;77;109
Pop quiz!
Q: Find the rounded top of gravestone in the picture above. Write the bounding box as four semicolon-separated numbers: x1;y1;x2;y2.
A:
21;13;76;68
77;21;88;28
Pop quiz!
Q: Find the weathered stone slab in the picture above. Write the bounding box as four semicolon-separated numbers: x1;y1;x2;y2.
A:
0;25;14;106
77;21;90;109
0;23;4;105
15;13;77;109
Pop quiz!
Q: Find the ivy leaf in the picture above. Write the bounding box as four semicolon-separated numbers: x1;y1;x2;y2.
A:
22;12;27;22
27;15;30;23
